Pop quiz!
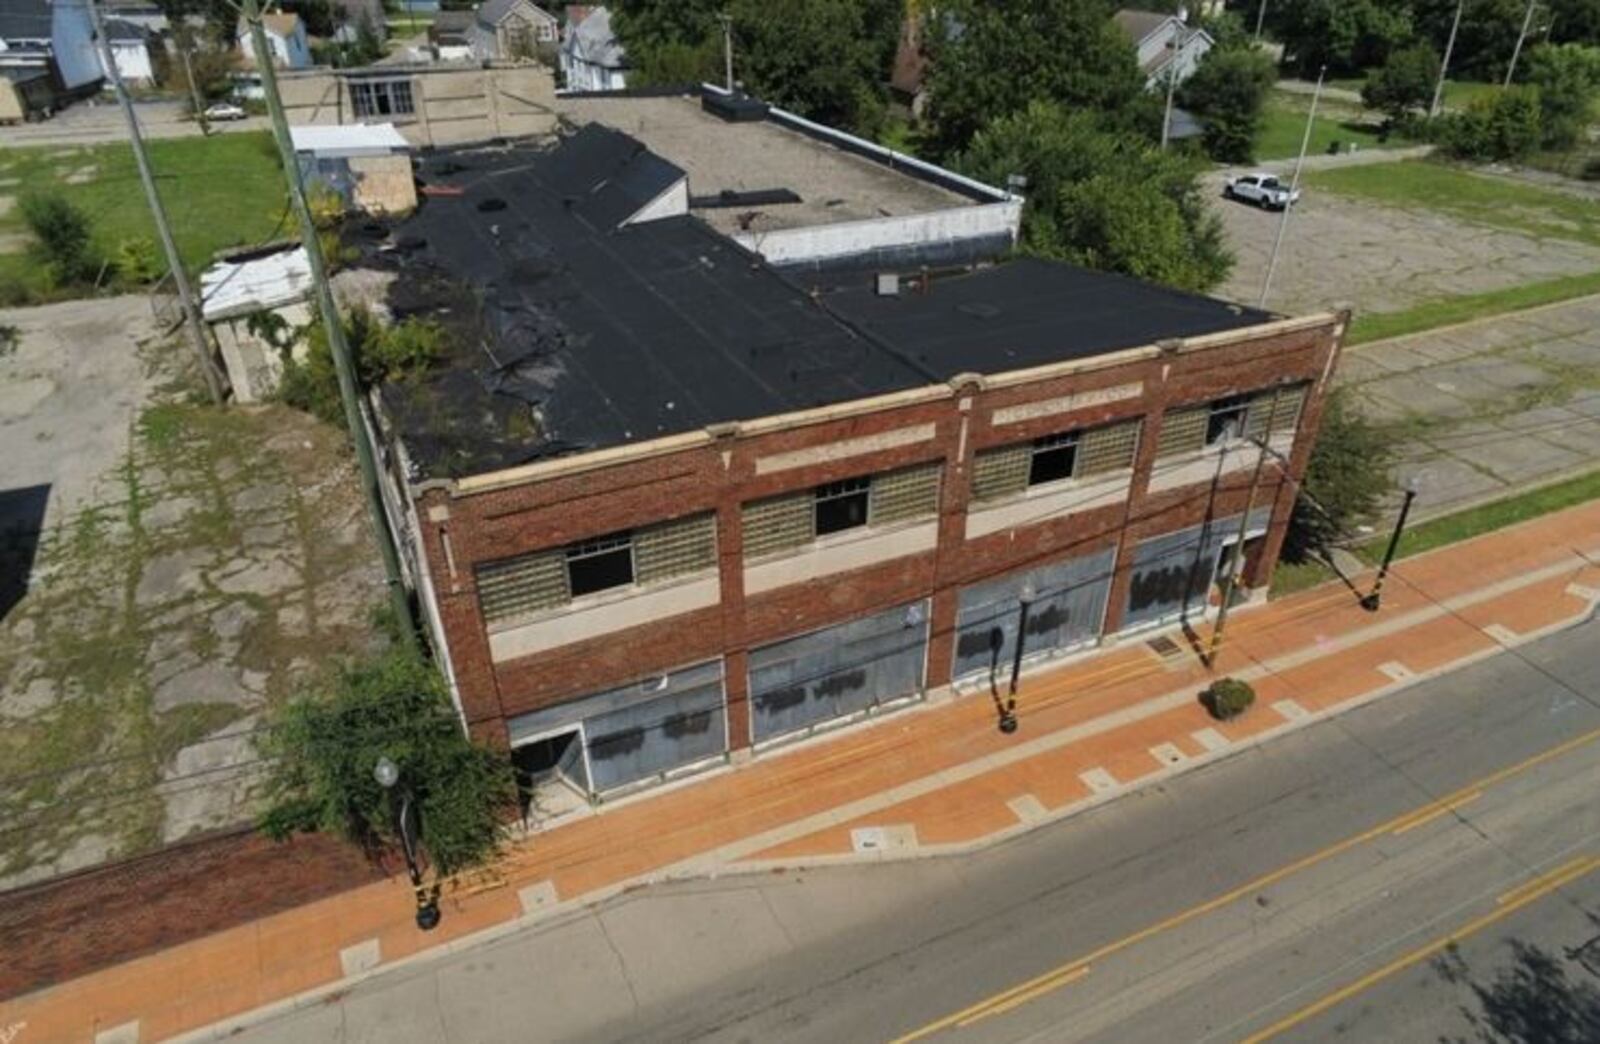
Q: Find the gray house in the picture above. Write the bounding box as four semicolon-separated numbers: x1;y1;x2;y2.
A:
1113;8;1213;89
469;0;558;61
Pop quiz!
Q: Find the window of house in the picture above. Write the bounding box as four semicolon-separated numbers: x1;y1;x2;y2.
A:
1206;394;1251;446
814;477;871;536
1028;431;1080;486
350;79;414;117
566;533;634;597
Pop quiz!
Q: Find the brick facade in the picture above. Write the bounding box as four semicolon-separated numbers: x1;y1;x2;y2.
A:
406;313;1345;757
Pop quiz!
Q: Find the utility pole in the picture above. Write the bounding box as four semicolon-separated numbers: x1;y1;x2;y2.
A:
176;29;210;136
1258;66;1322;310
85;0;225;405
1431;0;1465;118
1253;0;1268;43
1505;0;1539;86
1206;386;1283;668
718;12;733;92
1161;6;1190;150
242;0;418;650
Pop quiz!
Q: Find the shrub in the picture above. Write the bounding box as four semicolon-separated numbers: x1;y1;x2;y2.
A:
1205;677;1256;720
1179;44;1277;164
19;192;101;287
1362;42;1439;123
277;307;449;427
113;237;162;286
1284;387;1394;562
257;646;517;876
1523;43;1600;151
1441;86;1544;161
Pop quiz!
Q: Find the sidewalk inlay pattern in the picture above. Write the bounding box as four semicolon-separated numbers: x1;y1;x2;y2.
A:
1080;768;1119;793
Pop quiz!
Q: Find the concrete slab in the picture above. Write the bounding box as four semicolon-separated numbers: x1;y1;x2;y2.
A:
339;938;381;977
1461;358;1560;392
1465;432;1587;484
1362;374;1478;417
1405;455;1507;511
1080;767;1118;793
1008;794;1048;824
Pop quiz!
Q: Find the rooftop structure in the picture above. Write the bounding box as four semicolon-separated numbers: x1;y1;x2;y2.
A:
363;127;1271;483
556;89;1019;268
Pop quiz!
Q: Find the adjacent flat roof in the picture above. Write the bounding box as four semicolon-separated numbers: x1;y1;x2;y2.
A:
556;93;974;239
365;133;1274;482
290;122;410;154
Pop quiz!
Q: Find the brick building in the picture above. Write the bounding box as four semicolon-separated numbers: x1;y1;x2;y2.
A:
358;96;1345;810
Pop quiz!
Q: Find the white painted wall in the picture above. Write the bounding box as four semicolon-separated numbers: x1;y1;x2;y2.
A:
103;40;153;84
623;176;688;225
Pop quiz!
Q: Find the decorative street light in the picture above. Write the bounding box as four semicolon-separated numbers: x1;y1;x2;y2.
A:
1361;479;1420;612
996;579;1038;733
374;756;441;931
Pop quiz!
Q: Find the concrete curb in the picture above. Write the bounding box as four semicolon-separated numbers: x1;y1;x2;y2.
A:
170;550;1600;1044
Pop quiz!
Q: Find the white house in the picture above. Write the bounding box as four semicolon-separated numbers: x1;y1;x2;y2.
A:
100;18;155;86
237;11;312;70
1113;8;1213;90
560;5;625;92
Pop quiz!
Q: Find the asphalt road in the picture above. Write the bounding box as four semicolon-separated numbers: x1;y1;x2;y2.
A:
233;615;1600;1044
1;98;269;147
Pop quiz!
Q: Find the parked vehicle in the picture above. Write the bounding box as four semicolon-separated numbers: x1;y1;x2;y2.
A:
202;102;247;122
1223;172;1301;210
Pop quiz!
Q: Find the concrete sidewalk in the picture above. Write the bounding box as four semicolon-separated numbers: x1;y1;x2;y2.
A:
5;501;1600;1044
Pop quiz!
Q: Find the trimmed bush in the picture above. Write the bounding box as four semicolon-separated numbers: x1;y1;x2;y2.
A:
1205;677;1256;721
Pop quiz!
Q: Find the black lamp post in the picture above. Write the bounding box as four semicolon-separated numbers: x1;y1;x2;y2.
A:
374;756;441;931
1000;580;1037;734
1361;480;1419;612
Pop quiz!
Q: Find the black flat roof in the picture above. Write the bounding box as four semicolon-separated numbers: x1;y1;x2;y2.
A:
367;130;1275;481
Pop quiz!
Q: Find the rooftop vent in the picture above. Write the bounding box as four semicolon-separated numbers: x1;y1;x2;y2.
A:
876;272;900;297
701;88;769;123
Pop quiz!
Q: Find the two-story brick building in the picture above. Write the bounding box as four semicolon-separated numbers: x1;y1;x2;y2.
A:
357;100;1345;812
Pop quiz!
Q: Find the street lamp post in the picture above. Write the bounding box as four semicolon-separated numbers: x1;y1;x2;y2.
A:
1000;579;1037;733
374;756;441;931
1361;480;1419;612
1161;6;1190;150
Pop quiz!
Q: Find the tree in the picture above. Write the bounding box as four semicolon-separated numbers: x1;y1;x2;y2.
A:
956;102;1232;292
1362;41;1441;122
1441;84;1544;160
1522;43;1600;150
1283;387;1394;562
1275;0;1413;78
257;646;517;877
1180;44;1277;163
923;0;1147;158
20;193;101;288
1410;0;1526;80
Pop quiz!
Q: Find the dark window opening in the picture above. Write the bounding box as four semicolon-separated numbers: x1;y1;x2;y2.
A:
1028;432;1079;486
351;80;415;118
1206;395;1250;446
566;533;634;596
815;477;871;536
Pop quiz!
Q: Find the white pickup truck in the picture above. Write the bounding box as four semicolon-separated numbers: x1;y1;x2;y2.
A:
1223;173;1301;210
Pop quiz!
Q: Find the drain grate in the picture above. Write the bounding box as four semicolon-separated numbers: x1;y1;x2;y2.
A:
1146;635;1182;660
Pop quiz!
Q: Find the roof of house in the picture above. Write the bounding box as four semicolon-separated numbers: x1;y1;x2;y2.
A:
1;65;51;85
562;5;622;67
240;12;303;38
0;0;52;42
290;122;410;154
1112;8;1174;44
360;128;1273;480
103;17;150;42
477;0;556;28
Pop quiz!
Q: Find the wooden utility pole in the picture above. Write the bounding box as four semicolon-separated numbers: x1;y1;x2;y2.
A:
242;0;418;649
1259;66;1322;310
176;29;210;136
1431;0;1465;117
86;0;226;405
1505;0;1539;86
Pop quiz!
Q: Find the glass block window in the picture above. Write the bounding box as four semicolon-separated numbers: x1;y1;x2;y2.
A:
477;550;568;624
1244;384;1308;441
971;444;1031;504
1156;404;1211;460
869;463;941;526
742;492;813;558
1077;419;1140;476
634;513;717;585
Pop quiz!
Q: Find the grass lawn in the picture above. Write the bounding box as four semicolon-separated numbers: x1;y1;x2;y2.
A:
1269;556;1339;597
0;131;287;299
1255;96;1399;162
1357;469;1600;563
1439;79;1501;110
1307;159;1600;248
1346;270;1600;345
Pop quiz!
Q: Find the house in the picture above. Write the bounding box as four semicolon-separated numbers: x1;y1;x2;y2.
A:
99;18;155;86
0;65;55;122
469;0;557;61
332;0;386;42
0;0;103;93
1114;8;1213;89
888;10;928;117
347;98;1344;811
429;10;475;61
236;12;311;70
559;4;624;91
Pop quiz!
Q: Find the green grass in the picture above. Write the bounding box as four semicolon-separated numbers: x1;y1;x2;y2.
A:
0;132;287;299
1346;270;1600;345
1440;79;1501;111
1255;97;1399;162
1269;557;1338;598
1307;159;1600;248
1357;469;1600;563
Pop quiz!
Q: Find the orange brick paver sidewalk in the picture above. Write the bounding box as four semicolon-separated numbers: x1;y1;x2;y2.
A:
6;501;1600;1043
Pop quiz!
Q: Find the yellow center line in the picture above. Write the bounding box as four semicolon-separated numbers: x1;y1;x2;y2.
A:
1239;854;1600;1044
887;726;1600;1044
1389;790;1482;835
956;965;1093;1027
